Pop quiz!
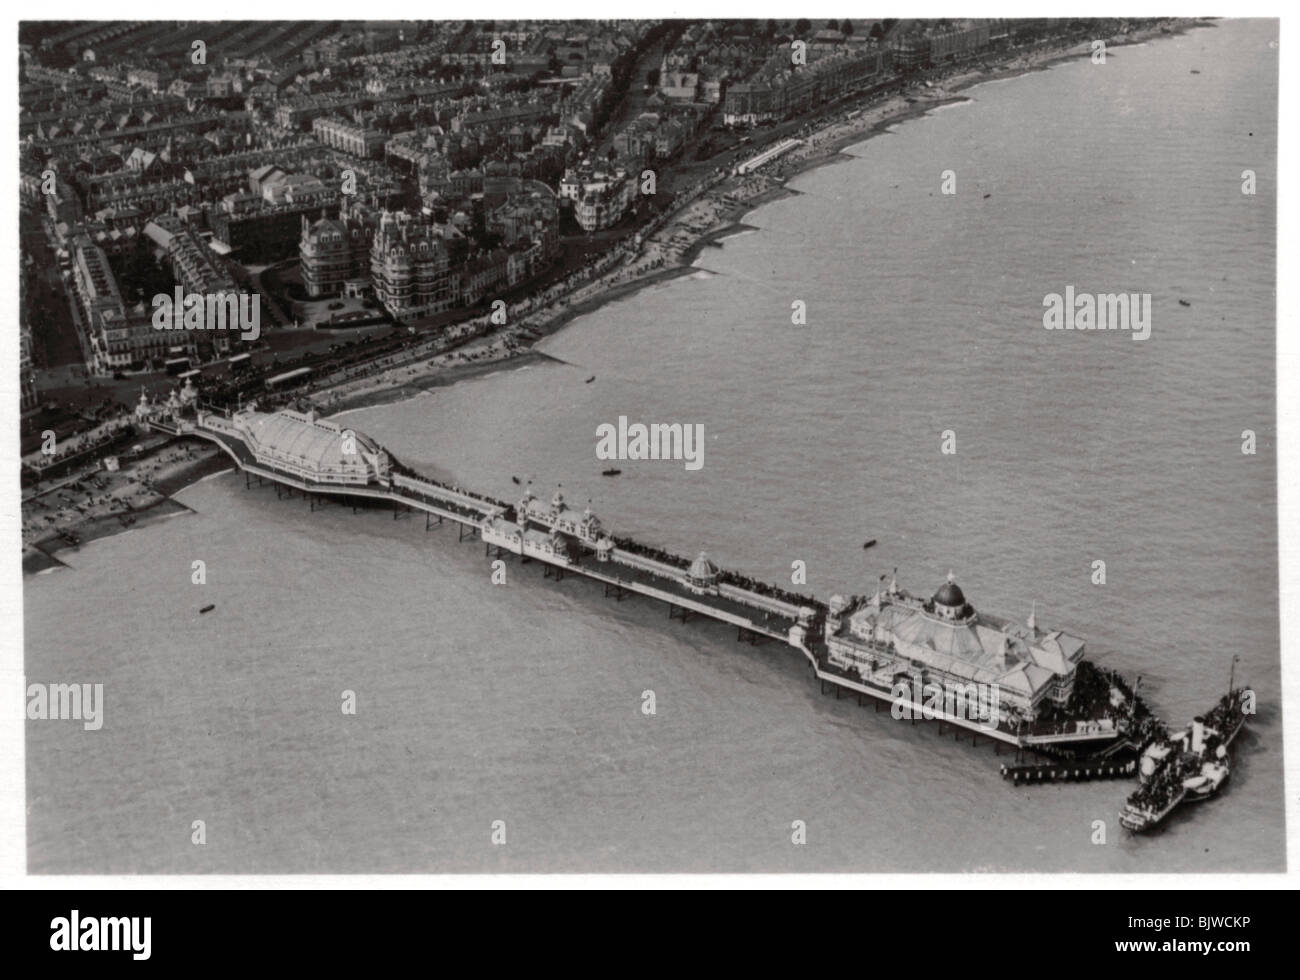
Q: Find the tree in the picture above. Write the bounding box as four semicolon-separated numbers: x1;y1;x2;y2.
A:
794;18;811;37
842;19;855;37
826;19;838;31
765;19;777;38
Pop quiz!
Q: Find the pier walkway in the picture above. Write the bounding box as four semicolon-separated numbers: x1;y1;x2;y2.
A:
154;412;1103;752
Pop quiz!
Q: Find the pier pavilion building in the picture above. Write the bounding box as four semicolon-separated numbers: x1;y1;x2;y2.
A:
209;408;392;486
824;574;1088;723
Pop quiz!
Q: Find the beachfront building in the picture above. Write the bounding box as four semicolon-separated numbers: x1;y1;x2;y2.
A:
824;573;1087;723
71;233;184;373
723;82;776;126
559;166;635;232
300;203;377;297
723;47;887;125
369;209;461;320
892;24;993;71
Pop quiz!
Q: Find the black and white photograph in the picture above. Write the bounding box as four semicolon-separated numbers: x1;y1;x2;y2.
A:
6;4;1292;900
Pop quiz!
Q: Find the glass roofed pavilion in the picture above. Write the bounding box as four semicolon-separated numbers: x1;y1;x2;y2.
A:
231;408;391;486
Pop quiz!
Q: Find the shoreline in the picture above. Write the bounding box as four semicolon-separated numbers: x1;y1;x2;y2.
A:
301;20;1210;421
23;18;1214;569
22;446;230;575
321;264;700;416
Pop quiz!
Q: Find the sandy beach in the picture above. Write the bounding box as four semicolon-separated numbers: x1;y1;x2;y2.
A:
22;441;228;574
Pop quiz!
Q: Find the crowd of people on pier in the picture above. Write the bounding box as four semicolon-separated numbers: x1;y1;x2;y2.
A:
607;535;824;611
388;457;507;512
715;569;823;612
611;536;690;570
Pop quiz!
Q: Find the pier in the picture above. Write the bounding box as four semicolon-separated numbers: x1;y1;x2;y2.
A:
156;407;1137;754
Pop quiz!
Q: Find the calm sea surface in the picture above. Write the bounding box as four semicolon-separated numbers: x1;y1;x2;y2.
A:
26;19;1281;872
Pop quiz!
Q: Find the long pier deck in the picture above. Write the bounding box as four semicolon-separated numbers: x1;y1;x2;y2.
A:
160;415;1109;752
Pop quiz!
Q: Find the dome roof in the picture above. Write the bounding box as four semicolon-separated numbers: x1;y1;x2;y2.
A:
933;578;966;609
688;551;719;581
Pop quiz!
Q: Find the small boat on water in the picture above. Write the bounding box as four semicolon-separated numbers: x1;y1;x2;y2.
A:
511;476;521;485
862;539;877;550
199;604;215;615
982;193;991;199
1179;299;1191;307
601;468;622;477
585;375;596;383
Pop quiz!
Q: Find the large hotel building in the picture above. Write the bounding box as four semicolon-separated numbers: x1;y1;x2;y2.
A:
300;204;377;298
368;210;461;319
